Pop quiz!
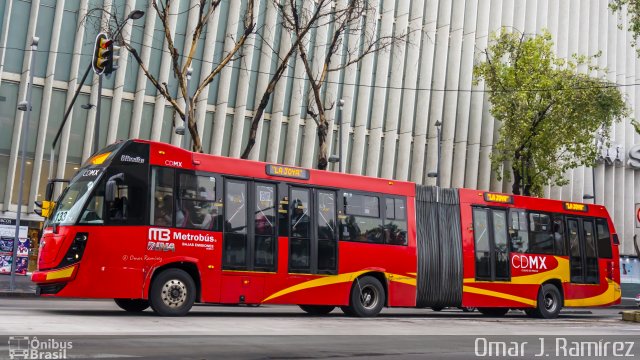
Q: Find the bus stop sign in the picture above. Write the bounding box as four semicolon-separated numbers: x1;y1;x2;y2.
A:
636;203;640;228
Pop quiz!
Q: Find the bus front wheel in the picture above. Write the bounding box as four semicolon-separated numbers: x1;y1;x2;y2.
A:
299;305;336;315
343;275;386;317
149;268;196;316
114;299;149;312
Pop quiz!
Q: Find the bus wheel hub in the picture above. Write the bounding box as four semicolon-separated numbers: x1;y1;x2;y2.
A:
162;280;187;307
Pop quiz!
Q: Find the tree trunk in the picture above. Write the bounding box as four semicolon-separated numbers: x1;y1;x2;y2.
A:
511;159;522;195
187;104;202;153
316;115;329;170
240;85;272;159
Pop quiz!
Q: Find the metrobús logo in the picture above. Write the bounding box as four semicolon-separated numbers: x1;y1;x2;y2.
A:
148;228;170;242
147;228;216;252
172;232;216;243
8;336;72;359
147;228;174;252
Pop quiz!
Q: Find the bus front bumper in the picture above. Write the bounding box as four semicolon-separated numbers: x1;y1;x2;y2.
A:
31;265;78;295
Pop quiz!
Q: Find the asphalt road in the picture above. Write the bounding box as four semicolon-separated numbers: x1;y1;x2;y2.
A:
0;299;638;359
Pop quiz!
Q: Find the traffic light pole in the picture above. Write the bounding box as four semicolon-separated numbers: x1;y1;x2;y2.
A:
49;64;93;187
93;74;103;155
11;37;38;291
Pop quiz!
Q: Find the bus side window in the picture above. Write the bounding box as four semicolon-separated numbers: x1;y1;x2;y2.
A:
106;167;147;225
150;167;175;227
177;173;220;231
339;193;383;243
528;212;554;254
509;209;529;253
552;216;565;256
383;197;407;246
595;218;613;259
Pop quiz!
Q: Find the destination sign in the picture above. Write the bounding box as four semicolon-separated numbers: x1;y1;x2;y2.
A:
483;192;513;204
563;202;588;212
266;164;310;180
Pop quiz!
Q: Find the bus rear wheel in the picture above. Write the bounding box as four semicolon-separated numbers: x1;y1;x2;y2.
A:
528;284;562;319
149;268;196;317
299;305;335;315
114;299;149;312
343;275;385;317
478;308;509;317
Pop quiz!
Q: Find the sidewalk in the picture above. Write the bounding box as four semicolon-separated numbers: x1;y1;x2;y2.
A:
0;273;37;297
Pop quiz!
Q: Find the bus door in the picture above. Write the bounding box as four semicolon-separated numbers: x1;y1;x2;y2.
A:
288;187;338;275
566;217;599;285
472;207;510;281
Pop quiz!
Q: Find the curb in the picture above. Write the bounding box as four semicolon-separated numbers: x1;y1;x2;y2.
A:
0;291;37;298
622;310;640;322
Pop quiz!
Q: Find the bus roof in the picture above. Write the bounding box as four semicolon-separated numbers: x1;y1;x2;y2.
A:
136;139;416;197
458;188;613;221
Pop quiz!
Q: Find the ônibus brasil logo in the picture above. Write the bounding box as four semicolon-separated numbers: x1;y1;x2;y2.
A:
8;336;72;359
147;228;216;252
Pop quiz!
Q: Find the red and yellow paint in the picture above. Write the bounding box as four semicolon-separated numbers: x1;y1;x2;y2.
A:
462;255;621;308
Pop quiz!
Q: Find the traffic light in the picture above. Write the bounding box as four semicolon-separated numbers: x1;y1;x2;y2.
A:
34;200;53;218
34;180;59;218
92;33;120;76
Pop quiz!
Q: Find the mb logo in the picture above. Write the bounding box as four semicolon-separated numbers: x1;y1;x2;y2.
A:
148;228;170;242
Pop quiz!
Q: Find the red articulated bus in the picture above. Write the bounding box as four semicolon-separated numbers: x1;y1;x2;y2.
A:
32;140;621;318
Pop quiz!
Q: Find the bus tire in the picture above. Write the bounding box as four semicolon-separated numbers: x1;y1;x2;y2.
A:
344;275;386;317
114;299;149;312
340;306;355;316
299;305;335;315
148;268;196;317
431;306;444;312
478;308;509;317
532;284;562;319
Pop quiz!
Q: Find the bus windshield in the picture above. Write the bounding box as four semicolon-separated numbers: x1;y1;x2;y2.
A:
49;172;103;225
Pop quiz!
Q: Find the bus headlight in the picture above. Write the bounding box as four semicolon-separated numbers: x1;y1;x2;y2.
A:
60;232;88;267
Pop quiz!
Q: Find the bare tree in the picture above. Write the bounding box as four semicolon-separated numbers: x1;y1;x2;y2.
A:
240;0;408;169
109;0;256;152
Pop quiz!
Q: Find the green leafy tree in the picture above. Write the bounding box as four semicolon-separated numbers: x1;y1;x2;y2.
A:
474;30;628;196
610;0;640;55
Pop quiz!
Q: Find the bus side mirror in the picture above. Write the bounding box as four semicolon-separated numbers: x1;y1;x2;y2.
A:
45;181;55;201
613;234;620;245
105;173;125;202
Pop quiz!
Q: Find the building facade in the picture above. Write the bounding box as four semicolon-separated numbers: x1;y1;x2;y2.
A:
0;1;638;276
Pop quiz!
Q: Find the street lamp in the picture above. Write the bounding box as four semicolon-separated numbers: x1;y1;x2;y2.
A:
329;99;345;172
180;67;193;151
428;120;442;187
113;10;145;39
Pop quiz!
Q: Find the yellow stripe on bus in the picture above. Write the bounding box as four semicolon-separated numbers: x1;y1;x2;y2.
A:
262;270;417;302
262;270;369;302
564;280;620;307
45;266;75;281
463;285;537;306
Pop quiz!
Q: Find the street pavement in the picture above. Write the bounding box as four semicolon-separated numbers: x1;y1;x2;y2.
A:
0;274;35;294
0;298;638;359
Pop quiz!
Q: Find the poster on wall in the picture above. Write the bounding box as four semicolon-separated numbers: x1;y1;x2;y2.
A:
14;257;28;275
0;255;12;274
0;237;13;252
621;257;640;284
0;219;29;276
